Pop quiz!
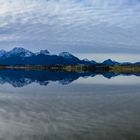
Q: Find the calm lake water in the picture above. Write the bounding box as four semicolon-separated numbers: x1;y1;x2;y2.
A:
0;70;140;140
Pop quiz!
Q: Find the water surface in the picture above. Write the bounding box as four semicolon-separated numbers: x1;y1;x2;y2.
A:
0;70;140;140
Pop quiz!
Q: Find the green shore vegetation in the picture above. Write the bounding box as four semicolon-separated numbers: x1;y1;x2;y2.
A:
0;64;140;74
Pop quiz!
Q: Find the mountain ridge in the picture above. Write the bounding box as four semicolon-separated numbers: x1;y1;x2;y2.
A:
0;47;139;66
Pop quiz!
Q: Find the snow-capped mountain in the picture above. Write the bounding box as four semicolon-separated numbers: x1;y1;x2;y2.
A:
90;60;97;64
6;47;34;58
35;50;50;56
59;52;78;59
83;58;90;62
0;48;82;65
39;50;50;55
1;47;138;66
0;49;6;57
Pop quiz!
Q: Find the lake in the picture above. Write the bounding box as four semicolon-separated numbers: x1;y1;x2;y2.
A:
0;70;140;140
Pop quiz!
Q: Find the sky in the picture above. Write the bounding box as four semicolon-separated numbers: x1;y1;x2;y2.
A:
0;0;140;61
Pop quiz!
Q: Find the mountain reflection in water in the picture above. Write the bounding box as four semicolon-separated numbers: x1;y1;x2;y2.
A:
0;70;139;87
0;70;140;140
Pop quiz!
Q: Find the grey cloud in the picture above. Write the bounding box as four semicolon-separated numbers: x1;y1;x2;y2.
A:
0;0;140;53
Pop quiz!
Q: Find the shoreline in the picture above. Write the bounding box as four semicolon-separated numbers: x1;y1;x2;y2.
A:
0;64;140;74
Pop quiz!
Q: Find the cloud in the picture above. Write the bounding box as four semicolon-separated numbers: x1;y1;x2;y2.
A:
0;0;140;53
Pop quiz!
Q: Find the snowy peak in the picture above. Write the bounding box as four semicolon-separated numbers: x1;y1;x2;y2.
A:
59;52;77;59
0;49;6;57
7;47;33;57
83;58;90;62
0;47;139;66
39;50;50;55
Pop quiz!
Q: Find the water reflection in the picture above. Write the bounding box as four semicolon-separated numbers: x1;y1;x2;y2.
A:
0;69;139;87
0;70;140;140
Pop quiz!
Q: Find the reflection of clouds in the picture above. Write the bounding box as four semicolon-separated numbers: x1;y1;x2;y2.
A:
0;0;140;52
0;78;140;139
74;75;140;85
0;77;49;88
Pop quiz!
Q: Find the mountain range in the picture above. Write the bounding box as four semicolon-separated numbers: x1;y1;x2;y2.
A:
0;47;139;66
0;48;89;65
